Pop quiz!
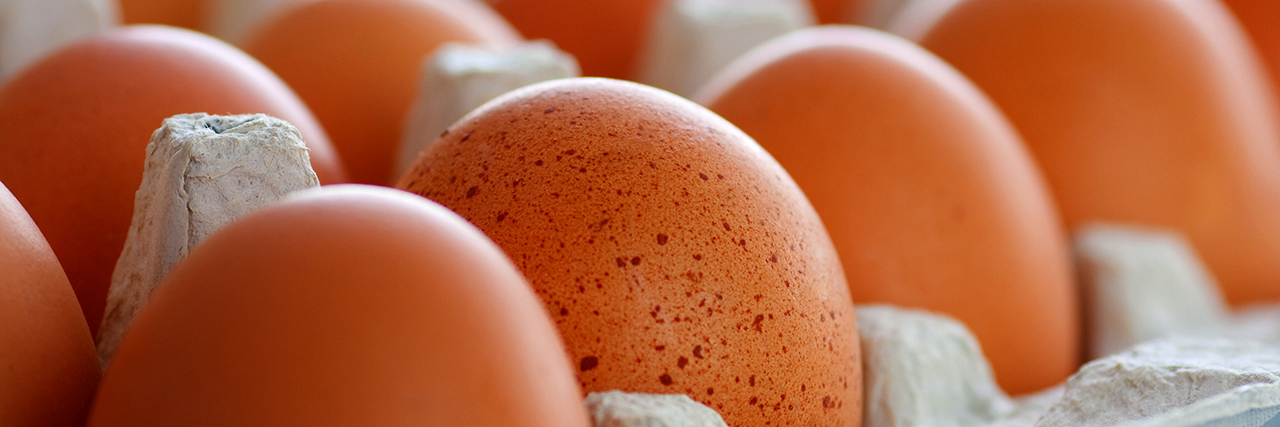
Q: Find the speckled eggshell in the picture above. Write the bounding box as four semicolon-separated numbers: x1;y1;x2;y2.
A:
397;78;862;427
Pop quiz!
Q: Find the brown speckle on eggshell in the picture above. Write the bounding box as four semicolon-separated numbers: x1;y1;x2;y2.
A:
397;78;861;426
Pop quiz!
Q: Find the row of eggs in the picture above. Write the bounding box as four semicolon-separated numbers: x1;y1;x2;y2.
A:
3;0;1280;425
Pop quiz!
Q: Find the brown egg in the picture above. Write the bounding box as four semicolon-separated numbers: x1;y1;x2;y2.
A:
809;0;863;24
696;26;1077;395
88;185;590;427
397;78;862;426
0;182;99;427
118;0;204;29
914;0;1280;306
0;25;346;336
485;0;664;79
242;0;521;185
1220;0;1280;117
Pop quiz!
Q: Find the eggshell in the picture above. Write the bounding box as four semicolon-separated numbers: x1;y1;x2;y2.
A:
914;0;1280;306
397;40;579;180
96;113;321;369
1219;0;1280;118
809;0;862;23
0;182;99;427
484;0;663;79
117;0;202;28
0;25;346;336
88;185;591;427
242;0;520;185
697;26;1077;395
397;78;862;427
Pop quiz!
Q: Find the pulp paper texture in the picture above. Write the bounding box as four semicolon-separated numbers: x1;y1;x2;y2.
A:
397;40;578;179
586;391;729;427
1042;338;1280;427
0;0;116;78
97;113;320;368
637;0;813;97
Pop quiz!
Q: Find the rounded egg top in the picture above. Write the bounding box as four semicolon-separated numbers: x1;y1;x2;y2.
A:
398;77;862;427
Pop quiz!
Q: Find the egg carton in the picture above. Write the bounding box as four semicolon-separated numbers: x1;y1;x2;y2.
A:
857;304;1280;427
593;299;1280;427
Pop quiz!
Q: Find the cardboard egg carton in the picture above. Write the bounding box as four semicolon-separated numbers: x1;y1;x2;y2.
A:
636;0;813;97
97;114;320;369
0;0;115;79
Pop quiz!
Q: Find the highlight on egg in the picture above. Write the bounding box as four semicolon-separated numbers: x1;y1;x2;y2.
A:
0;25;345;336
398;77;862;427
89;185;591;427
1219;0;1280;120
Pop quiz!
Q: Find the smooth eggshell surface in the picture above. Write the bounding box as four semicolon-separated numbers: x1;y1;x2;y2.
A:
397;78;862;427
0;25;346;336
485;0;663;79
809;0;862;23
916;0;1280;306
117;0;203;28
242;0;520;185
697;26;1078;395
0;183;99;427
88;185;590;427
1220;0;1280;120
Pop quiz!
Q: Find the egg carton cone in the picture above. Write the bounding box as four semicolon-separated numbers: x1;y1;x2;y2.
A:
856;304;1280;427
0;0;117;79
396;40;579;181
881;0;965;39
1074;223;1231;359
1074;223;1280;359
204;0;317;44
857;304;1034;427
586;391;728;427
96;113;320;369
1045;338;1280;427
858;0;912;28
636;0;813;98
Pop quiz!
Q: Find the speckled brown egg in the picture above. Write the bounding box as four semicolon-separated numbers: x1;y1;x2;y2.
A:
397;78;862;427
